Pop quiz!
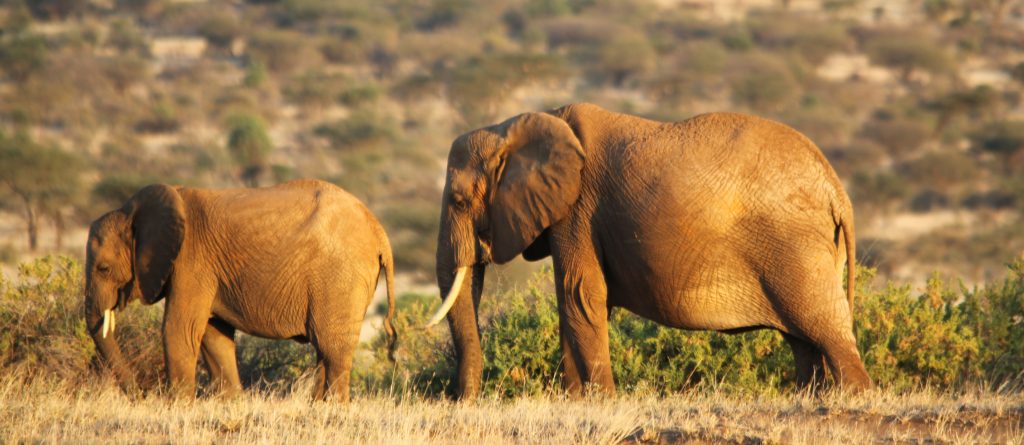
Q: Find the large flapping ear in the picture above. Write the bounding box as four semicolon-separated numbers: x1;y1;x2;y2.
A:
124;184;186;304
489;112;584;264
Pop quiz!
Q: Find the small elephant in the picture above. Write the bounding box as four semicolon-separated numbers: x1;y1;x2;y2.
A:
85;179;395;401
430;103;871;398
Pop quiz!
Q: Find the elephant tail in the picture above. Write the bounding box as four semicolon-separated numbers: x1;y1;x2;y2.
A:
839;209;857;310
380;247;398;362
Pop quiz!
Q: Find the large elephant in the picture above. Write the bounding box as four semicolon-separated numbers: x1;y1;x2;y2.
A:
430;103;871;398
84;179;395;401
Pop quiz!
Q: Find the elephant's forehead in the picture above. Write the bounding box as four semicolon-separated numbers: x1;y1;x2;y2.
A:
450;129;503;165
88;212;127;248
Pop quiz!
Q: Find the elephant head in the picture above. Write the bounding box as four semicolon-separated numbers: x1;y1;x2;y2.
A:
84;184;185;386
431;112;585;398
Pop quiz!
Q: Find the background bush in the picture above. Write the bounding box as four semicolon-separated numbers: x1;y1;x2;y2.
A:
2;0;1024;287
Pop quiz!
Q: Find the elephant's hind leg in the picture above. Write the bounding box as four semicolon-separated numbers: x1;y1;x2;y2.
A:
311;327;360;402
781;333;826;392
310;356;327;400
308;293;364;403
769;257;872;391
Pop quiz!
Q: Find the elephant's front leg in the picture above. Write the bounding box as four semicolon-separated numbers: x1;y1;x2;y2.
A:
163;290;214;398
554;254;613;396
200;317;242;396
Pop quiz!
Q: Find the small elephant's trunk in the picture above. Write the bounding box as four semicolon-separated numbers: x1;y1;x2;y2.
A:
86;295;135;387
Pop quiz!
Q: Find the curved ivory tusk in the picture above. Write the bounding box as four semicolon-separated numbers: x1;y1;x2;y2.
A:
102;309;112;339
110;310;116;336
426;267;468;327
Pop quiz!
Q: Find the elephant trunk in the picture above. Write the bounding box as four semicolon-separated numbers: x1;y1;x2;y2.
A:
85;291;135;387
436;207;486;399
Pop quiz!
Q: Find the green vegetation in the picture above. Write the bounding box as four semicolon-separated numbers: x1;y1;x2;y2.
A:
369;263;1024;397
865;32;955;82
3;256;1022;397
0;2;1022;400
225;112;274;187
0;2;1020;438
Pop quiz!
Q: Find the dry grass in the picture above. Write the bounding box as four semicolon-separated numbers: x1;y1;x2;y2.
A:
2;371;1021;445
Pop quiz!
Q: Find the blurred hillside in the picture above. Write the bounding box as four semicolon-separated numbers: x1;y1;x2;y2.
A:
1;0;1023;287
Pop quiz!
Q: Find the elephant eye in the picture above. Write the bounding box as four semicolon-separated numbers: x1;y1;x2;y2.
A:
97;264;111;274
452;193;469;210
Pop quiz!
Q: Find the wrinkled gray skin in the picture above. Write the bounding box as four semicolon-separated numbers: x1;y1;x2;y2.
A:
436;103;871;399
85;179;395;401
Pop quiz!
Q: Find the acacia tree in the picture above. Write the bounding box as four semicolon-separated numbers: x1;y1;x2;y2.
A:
0;132;83;252
866;35;953;83
0;30;48;83
226;112;273;187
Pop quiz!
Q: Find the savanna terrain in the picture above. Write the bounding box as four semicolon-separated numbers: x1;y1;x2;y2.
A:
3;376;1021;444
1;0;1023;443
2;255;1023;443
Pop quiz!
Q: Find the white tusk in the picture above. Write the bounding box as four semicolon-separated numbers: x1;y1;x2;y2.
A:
102;309;112;339
110;310;116;336
426;267;468;327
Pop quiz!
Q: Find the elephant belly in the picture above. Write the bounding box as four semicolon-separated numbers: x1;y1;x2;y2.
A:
603;228;781;332
610;272;777;332
211;252;377;341
211;286;310;340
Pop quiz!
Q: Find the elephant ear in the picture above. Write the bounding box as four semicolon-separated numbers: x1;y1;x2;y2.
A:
125;184;186;305
489;112;584;264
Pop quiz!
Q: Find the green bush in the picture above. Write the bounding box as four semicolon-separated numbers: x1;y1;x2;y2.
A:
236;335;316;388
337;83;381;107
961;261;1024;387
92;173;163;208
971;120;1024;155
3;255;1023;397
0;32;48;82
593;31;656;86
134;98;180;133
354;292;454;396
380;203;441;273
1011;62;1024;85
282;70;347;109
855;270;982;389
444;52;567;127
225;112;273;187
197;12;242;50
728;53;799;113
747;14;851;64
364;262;1024;397
243;60;268;88
865;34;954;82
246;30;320;75
0;256;343;391
859;115;933;158
0;256;164;387
313;110;398;149
898;150;979;193
106;17;149;56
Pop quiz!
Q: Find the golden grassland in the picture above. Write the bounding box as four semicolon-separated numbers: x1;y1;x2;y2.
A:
2;370;1020;445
